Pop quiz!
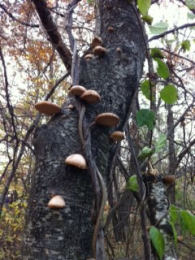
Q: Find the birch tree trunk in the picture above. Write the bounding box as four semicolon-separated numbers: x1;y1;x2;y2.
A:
23;0;145;259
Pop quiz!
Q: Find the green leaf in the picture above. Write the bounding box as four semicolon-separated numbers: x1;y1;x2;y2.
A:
138;146;154;160
137;0;151;16
169;221;178;245
180;210;195;235
151;48;164;59
160;84;178;104
126;175;139;192
149;226;165;260
155;134;166;153
169;205;180;224
136;109;155;130
149;21;168;35
155;58;170;79
141;80;151;100
142;14;153;25
181;40;191;52
186;0;195;9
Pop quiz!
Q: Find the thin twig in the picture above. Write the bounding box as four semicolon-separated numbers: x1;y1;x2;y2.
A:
149;23;195;42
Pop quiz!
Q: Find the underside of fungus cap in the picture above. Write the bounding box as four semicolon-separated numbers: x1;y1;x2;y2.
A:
69;85;86;96
81;90;101;104
110;131;124;141
84;53;94;60
48;195;66;209
95;113;120;127
93;46;107;57
65;153;87;169
35;101;61;116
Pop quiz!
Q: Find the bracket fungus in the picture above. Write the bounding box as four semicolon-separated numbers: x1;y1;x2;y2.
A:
48;195;66;209
95;113;119;127
69;85;86;96
91;36;103;49
93;46;107;57
110;131;124;141
35;101;61;116
162;175;175;185
81;90;101;104
65;153;87;170
84;53;94;61
108;26;114;32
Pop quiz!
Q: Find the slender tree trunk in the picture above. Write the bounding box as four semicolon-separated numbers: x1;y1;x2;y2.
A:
167;105;176;203
146;179;177;260
23;1;145;259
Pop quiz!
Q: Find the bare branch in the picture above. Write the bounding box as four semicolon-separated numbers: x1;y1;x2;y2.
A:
0;3;39;28
32;0;72;71
149;23;195;42
0;47;18;140
161;48;195;66
176;138;195;168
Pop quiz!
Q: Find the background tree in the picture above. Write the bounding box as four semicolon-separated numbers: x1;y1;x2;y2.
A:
0;0;194;259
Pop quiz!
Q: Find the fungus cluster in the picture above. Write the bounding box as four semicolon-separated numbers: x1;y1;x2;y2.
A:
34;45;122;212
68;85;100;105
84;36;107;60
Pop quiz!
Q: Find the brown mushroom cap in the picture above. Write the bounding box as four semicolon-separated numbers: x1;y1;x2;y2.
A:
69;85;86;96
163;175;175;185
93;46;107;57
84;53;94;61
48;195;66;209
108;26;114;32
110;131;125;141
81;90;101;104
35;101;61;116
91;36;103;49
65;154;87;169
95;113;119;127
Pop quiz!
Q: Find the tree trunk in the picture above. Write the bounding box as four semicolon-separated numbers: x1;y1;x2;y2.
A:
23;1;145;259
167;105;176;203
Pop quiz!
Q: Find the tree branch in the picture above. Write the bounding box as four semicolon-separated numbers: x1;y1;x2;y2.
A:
0;3;39;28
32;0;72;71
149;23;195;42
176;138;195;168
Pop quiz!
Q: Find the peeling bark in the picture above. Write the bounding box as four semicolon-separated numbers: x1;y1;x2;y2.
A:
23;1;145;259
147;179;177;260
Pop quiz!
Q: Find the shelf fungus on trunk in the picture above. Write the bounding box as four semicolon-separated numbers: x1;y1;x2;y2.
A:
162;175;175;185
48;195;66;209
65;153;87;170
35;101;61;116
81;89;101;104
95;113;119;127
110;131;125;141
91;36;103;49
84;53;94;61
93;46;107;57
68;85;86;96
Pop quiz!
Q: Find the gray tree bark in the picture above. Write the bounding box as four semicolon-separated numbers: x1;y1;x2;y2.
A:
147;180;177;260
23;0;145;259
